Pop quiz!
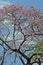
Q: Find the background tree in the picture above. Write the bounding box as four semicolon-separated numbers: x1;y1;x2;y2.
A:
0;5;43;65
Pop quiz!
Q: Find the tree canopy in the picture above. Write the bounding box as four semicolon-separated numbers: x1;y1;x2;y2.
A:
0;5;43;65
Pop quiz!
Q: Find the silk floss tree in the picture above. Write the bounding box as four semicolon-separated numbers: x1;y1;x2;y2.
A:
0;5;43;65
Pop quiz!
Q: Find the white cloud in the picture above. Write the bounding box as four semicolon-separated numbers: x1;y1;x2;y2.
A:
0;1;10;8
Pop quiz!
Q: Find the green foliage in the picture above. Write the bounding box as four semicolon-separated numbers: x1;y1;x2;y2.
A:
39;15;43;19
34;40;43;54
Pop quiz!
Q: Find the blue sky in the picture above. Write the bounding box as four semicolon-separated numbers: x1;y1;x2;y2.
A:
0;0;43;10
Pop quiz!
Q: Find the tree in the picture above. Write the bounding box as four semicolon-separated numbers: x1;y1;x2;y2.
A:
0;5;43;65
